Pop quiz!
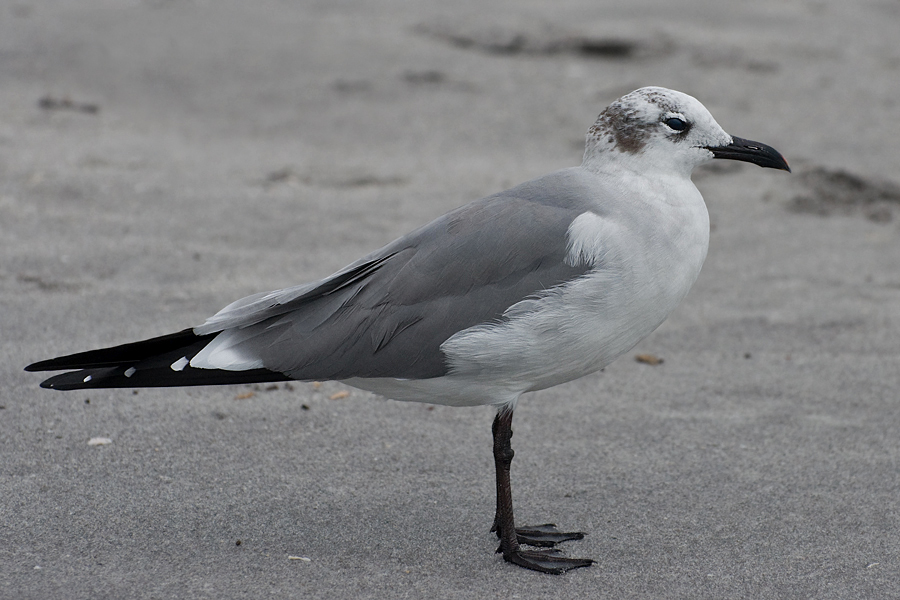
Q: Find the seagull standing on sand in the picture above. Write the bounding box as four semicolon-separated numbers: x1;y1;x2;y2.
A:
27;87;790;574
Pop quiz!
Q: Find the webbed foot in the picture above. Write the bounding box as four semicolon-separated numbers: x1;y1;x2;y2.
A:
501;547;594;574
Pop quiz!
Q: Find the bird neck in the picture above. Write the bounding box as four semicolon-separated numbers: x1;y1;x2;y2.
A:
582;135;697;181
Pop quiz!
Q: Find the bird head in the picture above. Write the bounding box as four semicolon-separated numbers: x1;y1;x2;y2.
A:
583;87;790;177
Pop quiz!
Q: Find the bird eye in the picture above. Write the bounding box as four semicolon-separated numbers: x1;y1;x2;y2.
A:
664;117;688;131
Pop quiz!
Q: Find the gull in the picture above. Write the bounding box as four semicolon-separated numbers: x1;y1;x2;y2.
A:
26;87;789;574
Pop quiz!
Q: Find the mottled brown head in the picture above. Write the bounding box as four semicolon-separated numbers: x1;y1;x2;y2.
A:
582;87;789;176
590;88;687;153
583;87;729;176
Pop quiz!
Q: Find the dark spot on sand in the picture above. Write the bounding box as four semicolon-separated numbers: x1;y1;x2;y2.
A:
789;166;900;222
576;38;636;58
415;22;654;61
403;70;446;84
38;95;99;114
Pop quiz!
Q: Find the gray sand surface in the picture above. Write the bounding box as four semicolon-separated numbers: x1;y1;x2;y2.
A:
2;1;899;598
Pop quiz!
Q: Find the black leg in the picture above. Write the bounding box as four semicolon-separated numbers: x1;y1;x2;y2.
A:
491;409;594;574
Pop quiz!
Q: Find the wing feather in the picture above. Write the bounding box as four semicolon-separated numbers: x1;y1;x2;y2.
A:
195;170;598;380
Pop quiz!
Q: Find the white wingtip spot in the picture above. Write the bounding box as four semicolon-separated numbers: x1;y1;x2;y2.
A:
170;357;189;372
83;375;92;383
124;367;136;378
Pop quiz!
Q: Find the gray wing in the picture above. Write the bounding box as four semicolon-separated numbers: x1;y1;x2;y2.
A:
196;169;596;380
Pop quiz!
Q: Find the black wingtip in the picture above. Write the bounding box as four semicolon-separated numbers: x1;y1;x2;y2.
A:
34;362;294;390
38;368;117;390
25;328;208;372
29;328;295;390
26;359;58;373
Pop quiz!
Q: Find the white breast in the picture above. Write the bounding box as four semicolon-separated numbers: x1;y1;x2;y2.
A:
441;175;709;395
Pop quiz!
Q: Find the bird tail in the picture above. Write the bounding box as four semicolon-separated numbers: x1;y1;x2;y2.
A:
25;328;291;390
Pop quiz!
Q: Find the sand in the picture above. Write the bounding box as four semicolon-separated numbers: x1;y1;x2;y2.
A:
3;1;899;598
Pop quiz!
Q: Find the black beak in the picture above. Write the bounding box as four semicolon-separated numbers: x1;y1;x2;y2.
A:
705;136;791;172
